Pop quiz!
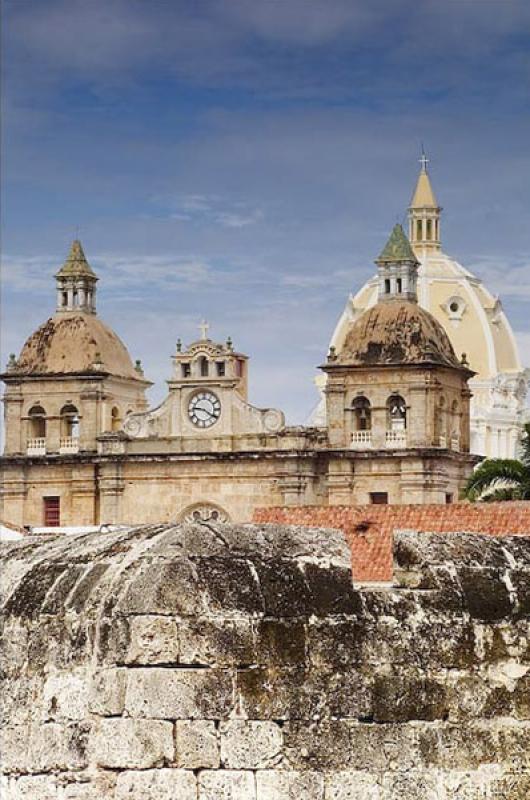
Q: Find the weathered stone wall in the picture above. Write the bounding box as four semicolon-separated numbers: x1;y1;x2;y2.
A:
1;523;529;799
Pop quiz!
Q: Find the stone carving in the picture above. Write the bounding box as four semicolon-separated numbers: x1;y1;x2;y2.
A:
180;504;229;523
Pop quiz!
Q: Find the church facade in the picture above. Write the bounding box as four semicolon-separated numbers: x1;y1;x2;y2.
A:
2;197;481;528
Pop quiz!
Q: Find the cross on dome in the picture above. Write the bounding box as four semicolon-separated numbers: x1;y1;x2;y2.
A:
199;319;210;340
419;148;429;172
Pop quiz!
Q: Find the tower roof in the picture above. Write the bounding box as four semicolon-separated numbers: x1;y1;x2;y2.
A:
376;224;418;264
55;240;97;279
410;163;439;209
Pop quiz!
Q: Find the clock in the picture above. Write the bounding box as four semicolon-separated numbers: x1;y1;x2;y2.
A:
188;391;221;428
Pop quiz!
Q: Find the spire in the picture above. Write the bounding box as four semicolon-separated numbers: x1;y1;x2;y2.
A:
408;149;442;254
375;224;419;303
55;240;98;314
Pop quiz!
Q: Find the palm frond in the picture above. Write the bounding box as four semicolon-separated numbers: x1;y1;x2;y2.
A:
464;458;530;502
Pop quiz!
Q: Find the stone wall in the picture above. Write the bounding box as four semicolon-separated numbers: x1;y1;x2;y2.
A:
1;522;529;799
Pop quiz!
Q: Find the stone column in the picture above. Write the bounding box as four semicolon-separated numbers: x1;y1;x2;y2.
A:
3;391;24;454
97;462;124;524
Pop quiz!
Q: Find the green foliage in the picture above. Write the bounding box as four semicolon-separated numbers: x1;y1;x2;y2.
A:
463;441;530;502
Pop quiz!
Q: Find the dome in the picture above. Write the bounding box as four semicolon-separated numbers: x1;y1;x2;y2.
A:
337;300;463;369
14;312;141;380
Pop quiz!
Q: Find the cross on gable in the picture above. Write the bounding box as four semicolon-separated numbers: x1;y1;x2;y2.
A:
199;319;210;340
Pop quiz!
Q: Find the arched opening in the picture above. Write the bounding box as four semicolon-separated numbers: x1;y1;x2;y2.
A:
384;278;391;294
28;405;46;438
353;396;371;431
396;277;402;294
416;219;422;240
387;394;407;431
426;219;432;240
111;406;121;432
435;395;446;445
199;356;209;377
60;404;80;438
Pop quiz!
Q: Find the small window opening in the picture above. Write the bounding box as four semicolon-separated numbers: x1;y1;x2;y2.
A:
111;406;121;432
445;493;454;504
416;220;422;239
426;219;432;240
62;291;68;306
235;359;244;378
353;396;371;431
60;404;80;437
370;492;388;505
396;278;402;293
449;301;459;314
199;356;209;377
384;278;391;294
43;496;60;527
216;361;226;377
387;394;407;430
29;405;46;438
182;363;191;378
72;291;78;306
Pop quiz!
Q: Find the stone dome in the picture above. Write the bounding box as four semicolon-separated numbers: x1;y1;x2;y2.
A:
337;300;463;368
14;311;141;380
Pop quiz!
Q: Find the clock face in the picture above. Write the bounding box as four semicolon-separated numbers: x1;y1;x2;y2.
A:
188;391;221;428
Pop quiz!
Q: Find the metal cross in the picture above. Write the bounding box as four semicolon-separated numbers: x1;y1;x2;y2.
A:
199;319;210;340
419;148;429;171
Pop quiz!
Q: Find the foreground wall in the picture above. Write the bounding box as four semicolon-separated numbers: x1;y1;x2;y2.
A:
1;522;529;799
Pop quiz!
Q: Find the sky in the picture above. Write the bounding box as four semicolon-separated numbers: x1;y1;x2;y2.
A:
2;0;530;422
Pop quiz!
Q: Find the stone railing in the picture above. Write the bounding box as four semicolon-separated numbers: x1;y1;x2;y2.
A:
59;437;80;454
26;437;46;455
385;430;407;448
351;430;372;449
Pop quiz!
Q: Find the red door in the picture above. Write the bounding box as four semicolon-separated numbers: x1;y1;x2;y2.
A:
43;497;60;527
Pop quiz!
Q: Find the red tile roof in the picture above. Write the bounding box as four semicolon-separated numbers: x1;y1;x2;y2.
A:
253;504;530;582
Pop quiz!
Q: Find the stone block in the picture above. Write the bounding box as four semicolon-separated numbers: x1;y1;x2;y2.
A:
381;771;440;800
198;769;256;800
193;556;264;615
2;774;59;799
179;618;254;666
256;770;324;799
459;567;513;622
89;668;127;716
125;667;235;719
348;723;420;772
42;671;89;721
115;768;196;799
91;718;173;769
254;620;307;666
1;722;90;774
323;772;381;799
283;720;352;770
125;615;180;665
372;675;449;723
220;720;282;769
175;720;220;768
121;559;207;616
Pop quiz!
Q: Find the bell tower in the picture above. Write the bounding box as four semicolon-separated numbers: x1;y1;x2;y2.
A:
408;150;442;257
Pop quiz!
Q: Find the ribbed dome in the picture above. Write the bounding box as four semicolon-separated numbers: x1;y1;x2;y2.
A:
15;312;141;380
337;300;462;368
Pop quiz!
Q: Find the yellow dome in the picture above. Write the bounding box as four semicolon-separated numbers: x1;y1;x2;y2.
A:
15;312;141;380
338;300;463;368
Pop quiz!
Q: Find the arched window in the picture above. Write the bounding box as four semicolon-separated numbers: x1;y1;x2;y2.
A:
28;405;46;438
416;220;422;239
60;404;80;438
426;219;432;240
387;394;407;430
199;356;209;377
384;278;391;294
111;406;121;432
352;396;371;431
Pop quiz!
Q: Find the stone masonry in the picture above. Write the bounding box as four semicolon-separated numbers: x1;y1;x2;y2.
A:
1;522;529;799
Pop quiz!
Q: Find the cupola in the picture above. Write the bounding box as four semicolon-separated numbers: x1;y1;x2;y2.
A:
55;240;98;313
408;151;442;255
375;223;419;303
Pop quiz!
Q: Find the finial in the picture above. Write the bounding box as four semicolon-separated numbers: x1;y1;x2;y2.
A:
176;338;182;353
135;359;144;375
460;352;469;367
327;345;337;362
6;353;17;371
226;336;233;352
419;145;429;173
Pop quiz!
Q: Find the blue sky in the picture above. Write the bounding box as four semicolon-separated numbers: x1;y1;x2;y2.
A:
3;0;530;421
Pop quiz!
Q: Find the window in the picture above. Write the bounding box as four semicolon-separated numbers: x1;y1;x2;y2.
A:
216;361;226;377
416;220;422;239
353;396;371;431
236;359;244;377
28;405;46;438
370;492;388;505
111;406;121;432
396;278;402;293
199;356;209;377
387;394;407;430
384;278;391;294
62;291;68;306
182;363;191;378
426;219;432;240
60;404;80;437
445;493;454;504
43;496;60;527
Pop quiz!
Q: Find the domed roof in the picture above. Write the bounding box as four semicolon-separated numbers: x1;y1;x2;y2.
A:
14;312;142;380
337;300;463;368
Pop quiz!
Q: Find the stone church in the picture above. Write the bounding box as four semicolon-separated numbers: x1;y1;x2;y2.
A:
2;171;484;529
